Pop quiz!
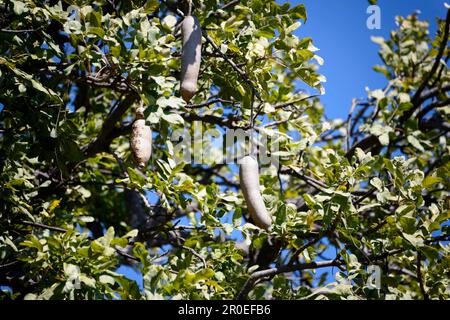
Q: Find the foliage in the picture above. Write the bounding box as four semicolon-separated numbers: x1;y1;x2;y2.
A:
0;0;449;300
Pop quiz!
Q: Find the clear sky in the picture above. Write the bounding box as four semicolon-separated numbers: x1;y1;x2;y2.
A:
290;0;446;120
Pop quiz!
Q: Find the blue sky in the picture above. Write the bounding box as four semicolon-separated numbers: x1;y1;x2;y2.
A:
291;0;445;120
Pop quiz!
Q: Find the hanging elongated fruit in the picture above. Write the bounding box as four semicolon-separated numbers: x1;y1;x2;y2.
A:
239;155;272;230
180;15;202;102
130;107;152;168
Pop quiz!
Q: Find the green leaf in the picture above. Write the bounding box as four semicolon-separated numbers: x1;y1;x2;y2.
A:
124;229;139;238
419;245;439;260
193;268;215;282
80;274;96;288
289;4;307;22
90;240;105;253
286;21;301;34
407;136;425;152
157;96;185;109
63;263;80;279
370;177;383;192
99;275;116;285
144;0;159;13
302;194;316;209
127;167;146;187
422;176;443;189
379;132;390;146
255;26;275;38
3;236;18;252
12;0;28;15
399;216;416;234
161;113;184;125
20;235;44;252
233;208;242;228
403;233;424;247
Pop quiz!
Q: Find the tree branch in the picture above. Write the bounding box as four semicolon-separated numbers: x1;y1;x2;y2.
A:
411;8;450;106
417;98;450;122
280;166;328;192
273;95;319;110
0;27;42;33
236;259;343;300
21;220;68;233
186;98;239;109
201;29;262;101
183;112;243;129
345;134;382;161
417;83;450;104
83;95;137;157
416;251;429;300
20;220;140;262
399;9;450;122
235;235;446;300
173;243;207;269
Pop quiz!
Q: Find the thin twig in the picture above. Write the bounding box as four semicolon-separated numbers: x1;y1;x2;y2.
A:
346;99;358;152
281;166;328;192
202;30;262;101
416;251;429;300
0;260;20;269
417;98;450;122
114;246;140;262
277;166;284;196
220;0;240;11
186;98;238;109
0;27;42;33
411;9;450;106
21;220;68;233
236;259;343;300
287;237;321;266
263;106;310;128
273;95;319;110
20;221;141;262
354;187;377;205
174;243;207;269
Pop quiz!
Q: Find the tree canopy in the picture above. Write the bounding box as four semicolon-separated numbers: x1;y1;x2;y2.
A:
0;0;449;300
